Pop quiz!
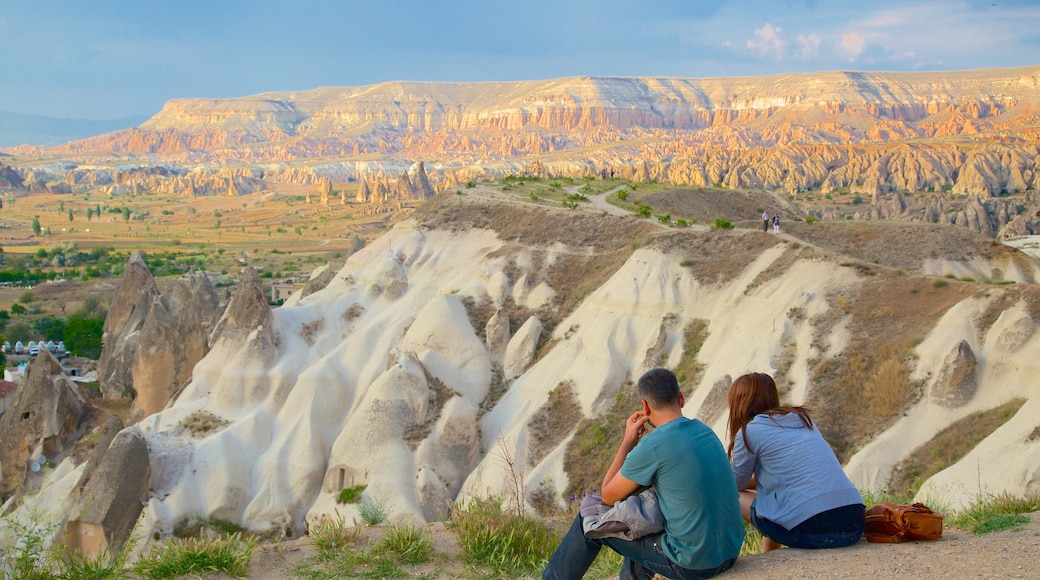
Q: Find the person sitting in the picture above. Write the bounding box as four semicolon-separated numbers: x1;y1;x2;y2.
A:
726;372;864;552
543;368;744;580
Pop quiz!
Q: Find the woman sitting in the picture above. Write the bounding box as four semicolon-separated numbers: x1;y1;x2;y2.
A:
727;372;865;552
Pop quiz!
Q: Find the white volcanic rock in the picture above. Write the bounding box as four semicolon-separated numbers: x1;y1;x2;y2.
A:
503;316;542;380
401;293;491;402
485;308;510;359
15;207;1040;547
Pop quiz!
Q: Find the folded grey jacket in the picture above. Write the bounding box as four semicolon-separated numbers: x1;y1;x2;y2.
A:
580;488;665;540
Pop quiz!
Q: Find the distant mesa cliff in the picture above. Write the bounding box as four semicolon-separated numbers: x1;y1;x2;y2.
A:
4;66;1040;233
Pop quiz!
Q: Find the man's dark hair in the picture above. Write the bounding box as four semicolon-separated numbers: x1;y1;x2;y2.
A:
636;368;681;410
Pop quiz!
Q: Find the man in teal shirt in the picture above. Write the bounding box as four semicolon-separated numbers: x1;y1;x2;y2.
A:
543;368;744;580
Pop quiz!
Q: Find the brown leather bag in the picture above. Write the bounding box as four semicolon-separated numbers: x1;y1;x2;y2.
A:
864;502;944;543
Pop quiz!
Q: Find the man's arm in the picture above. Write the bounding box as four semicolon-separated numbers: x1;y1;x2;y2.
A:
601;411;649;505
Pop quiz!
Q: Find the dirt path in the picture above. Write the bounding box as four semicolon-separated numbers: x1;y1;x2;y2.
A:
721;517;1040;579
587;185;632;217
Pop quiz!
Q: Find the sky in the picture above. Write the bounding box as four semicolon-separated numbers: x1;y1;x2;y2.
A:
1;0;1039;120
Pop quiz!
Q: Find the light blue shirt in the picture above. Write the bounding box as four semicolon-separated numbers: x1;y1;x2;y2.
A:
731;413;863;529
621;417;744;570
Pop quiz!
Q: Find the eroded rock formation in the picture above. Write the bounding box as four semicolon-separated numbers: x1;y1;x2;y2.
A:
209;266;276;365
65;427;150;558
9;66;1040;236
0;350;94;499
930;340;979;407
98;253;161;399
100;255;222;418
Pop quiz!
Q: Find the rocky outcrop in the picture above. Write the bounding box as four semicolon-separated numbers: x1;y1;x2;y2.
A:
697;375;732;424
209;267;276;364
65;427;150;558
0;163;25;189
98;253;161;399
930;340;978;407
485;309;510;359
100;256;221;418
0;350;94;499
73;414;124;495
300;239;364;300
411;161;436;199
503;316;542;379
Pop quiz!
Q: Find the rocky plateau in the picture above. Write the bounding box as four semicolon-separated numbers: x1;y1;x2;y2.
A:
3;66;1040;236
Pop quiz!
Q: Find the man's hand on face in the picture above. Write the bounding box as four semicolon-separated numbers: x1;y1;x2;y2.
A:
623;411;651;446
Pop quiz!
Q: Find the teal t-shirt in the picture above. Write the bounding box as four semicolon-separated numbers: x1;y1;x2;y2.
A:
619;417;744;570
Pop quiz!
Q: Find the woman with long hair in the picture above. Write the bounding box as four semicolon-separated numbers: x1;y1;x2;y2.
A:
726;372;865;552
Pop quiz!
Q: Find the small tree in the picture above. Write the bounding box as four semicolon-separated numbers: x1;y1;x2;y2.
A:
31;215;41;236
67;209;74;222
64;314;104;359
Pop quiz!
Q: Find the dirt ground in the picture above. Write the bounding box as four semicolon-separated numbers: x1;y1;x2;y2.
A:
225;514;1040;579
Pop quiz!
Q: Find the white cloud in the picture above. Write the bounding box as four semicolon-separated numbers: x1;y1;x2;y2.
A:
796;33;821;60
840;33;866;61
746;23;786;60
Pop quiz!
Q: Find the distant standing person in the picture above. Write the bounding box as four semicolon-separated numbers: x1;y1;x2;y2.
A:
762;211;769;232
772;215;780;234
726;372;865;553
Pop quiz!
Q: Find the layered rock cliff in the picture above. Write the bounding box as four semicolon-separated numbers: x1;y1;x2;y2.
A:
5;67;1040;233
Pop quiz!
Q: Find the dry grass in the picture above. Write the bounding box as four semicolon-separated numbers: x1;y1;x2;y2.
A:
461;294;498;335
639;187;793;228
653;230;783;286
526;381;581;467
809;271;975;461
887;398;1027;495
743;242;815;295
178;410;229;436
402;370;456;450
674;319;710;395
545;248;634;319
298;318;325;346
479;364;507;417
785;220;998;273
417;200;654;250
973;283;1040;339
341;303;364;323
562;381;642;500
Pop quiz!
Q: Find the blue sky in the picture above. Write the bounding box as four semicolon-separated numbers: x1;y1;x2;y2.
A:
1;0;1038;120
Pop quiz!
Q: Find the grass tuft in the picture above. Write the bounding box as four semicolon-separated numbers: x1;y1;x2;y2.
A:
308;516;362;560
373;524;434;564
358;496;390;526
951;492;1040;535
132;534;255;579
338;484;367;504
448;496;559;577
